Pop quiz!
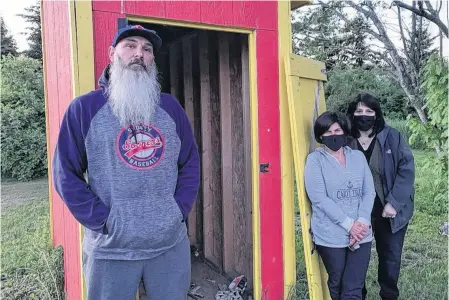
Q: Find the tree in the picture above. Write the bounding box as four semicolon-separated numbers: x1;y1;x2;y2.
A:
341;16;378;68
1;56;47;181
315;0;439;123
407;55;448;215
292;6;342;69
292;5;379;70
392;0;447;37
18;1;42;60
393;0;447;58
1;17;18;57
324;66;410;119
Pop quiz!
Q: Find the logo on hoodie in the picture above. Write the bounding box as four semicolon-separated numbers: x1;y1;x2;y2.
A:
116;123;164;170
337;179;362;202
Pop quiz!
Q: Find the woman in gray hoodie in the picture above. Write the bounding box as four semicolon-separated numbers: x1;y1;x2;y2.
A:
304;111;376;300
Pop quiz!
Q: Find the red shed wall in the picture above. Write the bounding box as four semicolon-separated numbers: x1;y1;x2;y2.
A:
91;1;283;299
42;1;82;300
92;0;277;30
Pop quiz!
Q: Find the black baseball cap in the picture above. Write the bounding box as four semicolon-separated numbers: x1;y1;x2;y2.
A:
111;24;162;52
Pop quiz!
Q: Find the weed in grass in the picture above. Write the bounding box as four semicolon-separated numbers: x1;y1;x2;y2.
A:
293;182;310;300
1;196;65;300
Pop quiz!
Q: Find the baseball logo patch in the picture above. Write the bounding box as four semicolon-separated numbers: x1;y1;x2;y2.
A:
116;123;164;170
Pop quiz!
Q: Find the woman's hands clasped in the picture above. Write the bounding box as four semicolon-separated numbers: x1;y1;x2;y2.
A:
349;221;369;246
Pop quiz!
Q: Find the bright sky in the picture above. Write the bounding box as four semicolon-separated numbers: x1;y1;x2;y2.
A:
0;0;37;51
373;2;449;57
292;1;448;58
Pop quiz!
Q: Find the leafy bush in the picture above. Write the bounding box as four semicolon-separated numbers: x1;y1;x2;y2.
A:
1;55;47;181
407;55;448;214
324;67;412;119
385;118;426;150
413;151;448;216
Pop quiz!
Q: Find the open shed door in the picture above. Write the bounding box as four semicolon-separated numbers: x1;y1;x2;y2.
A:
285;53;331;300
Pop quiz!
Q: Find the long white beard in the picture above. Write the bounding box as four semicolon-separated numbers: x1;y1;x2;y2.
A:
107;55;161;125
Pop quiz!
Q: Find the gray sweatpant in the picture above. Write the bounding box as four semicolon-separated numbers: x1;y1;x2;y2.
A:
82;235;191;300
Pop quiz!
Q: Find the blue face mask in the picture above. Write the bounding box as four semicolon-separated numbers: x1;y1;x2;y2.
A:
322;135;346;151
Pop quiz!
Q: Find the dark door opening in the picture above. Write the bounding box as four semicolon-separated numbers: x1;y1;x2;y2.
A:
127;20;254;299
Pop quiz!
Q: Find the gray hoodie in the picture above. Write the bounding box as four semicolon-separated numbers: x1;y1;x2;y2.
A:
53;66;200;260
304;146;376;247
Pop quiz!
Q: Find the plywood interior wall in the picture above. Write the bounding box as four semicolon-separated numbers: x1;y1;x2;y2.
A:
155;29;253;285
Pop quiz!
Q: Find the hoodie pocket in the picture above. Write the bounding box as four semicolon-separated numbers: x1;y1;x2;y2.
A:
101;204;125;249
105;205;114;235
99;196;185;250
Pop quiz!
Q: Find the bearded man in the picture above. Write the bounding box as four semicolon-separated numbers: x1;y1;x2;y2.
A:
52;25;200;300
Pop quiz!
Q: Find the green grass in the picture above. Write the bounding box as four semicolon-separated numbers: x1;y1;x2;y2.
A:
1;178;49;213
293;215;310;300
294;150;448;300
1;179;64;300
1;151;446;299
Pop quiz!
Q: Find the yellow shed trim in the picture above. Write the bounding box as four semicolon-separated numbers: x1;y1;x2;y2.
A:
278;0;297;298
285;53;330;300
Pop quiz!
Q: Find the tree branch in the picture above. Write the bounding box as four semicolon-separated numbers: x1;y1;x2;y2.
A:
397;6;410;54
344;0;418;107
424;1;438;15
437;0;443;14
317;1;350;22
397;5;421;88
393;0;448;37
393;0;426;15
345;1;402;60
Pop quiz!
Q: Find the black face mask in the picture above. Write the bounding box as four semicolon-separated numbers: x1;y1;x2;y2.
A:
322;135;346;152
354;115;375;131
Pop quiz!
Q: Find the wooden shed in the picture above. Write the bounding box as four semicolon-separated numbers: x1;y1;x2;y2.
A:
41;1;329;299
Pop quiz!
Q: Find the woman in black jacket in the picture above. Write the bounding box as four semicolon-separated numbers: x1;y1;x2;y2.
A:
345;93;415;300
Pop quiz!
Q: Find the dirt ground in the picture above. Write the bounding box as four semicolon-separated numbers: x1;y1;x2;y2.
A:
139;254;231;300
189;255;231;299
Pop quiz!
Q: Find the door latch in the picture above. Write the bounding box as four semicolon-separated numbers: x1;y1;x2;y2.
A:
260;163;270;173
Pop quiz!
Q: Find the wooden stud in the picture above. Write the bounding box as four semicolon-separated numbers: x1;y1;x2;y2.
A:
199;31;214;263
218;32;234;274
182;36;197;247
240;34;253;289
230;33;247;278
209;33;224;268
192;34;203;249
169;41;182;103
